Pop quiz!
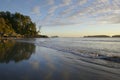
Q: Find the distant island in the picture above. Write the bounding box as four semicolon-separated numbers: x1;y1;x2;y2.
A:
84;35;110;38
0;11;47;39
112;35;120;37
51;36;59;38
84;35;120;38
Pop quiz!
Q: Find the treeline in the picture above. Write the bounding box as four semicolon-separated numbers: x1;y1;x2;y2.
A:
112;35;120;37
84;35;120;38
0;11;37;38
84;35;110;38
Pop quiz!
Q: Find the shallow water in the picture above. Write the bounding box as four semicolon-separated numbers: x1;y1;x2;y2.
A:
0;38;120;80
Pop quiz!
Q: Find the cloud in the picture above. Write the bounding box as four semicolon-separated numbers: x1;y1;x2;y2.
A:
77;0;88;5
97;14;120;24
32;6;41;16
37;0;120;26
47;0;55;5
62;0;71;6
48;6;58;15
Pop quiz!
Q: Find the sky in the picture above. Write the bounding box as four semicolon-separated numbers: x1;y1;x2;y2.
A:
0;0;120;37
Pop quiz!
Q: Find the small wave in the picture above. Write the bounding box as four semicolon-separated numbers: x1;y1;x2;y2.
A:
101;56;120;63
37;41;120;63
81;40;120;42
16;38;120;68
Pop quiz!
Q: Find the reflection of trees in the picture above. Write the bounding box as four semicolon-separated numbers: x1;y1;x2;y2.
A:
0;40;35;63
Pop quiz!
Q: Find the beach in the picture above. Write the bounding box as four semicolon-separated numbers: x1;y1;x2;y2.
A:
0;38;120;80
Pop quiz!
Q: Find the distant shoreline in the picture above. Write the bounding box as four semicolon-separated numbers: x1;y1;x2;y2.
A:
0;36;49;40
83;35;120;38
1;35;120;40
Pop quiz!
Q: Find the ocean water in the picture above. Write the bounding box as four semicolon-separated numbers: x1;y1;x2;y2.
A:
36;38;120;58
0;38;120;80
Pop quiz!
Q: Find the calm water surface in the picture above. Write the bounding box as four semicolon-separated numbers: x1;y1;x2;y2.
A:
0;38;120;80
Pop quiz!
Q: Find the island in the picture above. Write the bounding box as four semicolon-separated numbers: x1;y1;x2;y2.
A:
112;35;120;37
51;36;59;38
84;35;110;38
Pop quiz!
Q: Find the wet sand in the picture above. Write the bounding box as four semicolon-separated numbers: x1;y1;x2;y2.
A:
0;40;120;80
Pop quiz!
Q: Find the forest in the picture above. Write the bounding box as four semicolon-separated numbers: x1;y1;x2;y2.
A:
0;11;37;38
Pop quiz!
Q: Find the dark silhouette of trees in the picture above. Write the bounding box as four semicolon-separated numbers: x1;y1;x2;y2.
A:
84;35;110;38
0;11;37;38
112;35;120;37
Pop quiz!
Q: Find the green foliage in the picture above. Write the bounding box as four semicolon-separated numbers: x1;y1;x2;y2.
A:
0;11;37;38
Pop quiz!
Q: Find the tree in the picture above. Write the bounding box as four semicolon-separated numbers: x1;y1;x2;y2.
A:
0;11;37;38
0;17;6;37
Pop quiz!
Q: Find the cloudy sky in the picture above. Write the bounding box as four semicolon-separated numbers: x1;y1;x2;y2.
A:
0;0;120;37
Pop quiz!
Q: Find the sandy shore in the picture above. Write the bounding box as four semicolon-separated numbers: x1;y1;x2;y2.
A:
33;46;120;80
0;39;120;80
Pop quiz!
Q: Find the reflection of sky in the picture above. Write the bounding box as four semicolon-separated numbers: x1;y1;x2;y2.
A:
0;0;120;37
0;44;70;80
29;61;40;70
0;41;119;80
29;46;73;80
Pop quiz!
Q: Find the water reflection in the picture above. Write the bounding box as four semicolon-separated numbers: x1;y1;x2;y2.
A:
0;39;35;63
0;39;119;80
